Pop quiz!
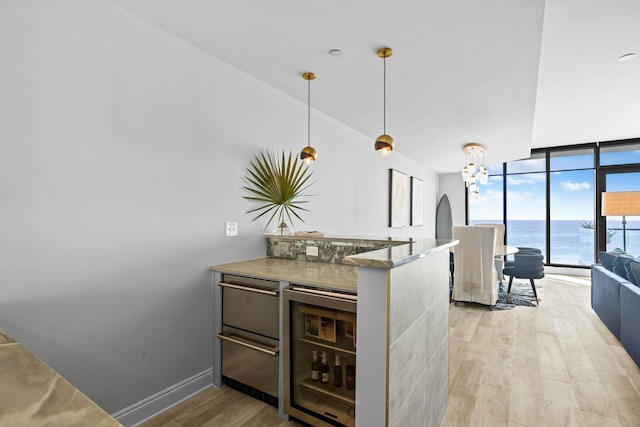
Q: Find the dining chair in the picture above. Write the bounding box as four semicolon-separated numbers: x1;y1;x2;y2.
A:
451;226;498;306
475;223;506;285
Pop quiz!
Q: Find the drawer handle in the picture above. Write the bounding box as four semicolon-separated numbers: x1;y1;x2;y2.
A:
217;281;279;297
288;286;357;301
217;333;279;357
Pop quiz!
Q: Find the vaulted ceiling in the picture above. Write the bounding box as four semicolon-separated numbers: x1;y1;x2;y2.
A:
108;0;640;172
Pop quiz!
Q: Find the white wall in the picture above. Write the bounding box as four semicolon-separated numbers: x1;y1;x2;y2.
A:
0;0;438;416
438;173;466;226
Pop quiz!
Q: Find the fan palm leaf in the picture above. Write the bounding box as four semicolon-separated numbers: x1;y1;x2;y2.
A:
242;150;314;233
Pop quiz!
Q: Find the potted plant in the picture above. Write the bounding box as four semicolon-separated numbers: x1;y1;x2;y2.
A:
242;150;314;234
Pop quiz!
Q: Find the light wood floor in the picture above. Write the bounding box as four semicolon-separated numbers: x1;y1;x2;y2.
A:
444;274;640;426
139;385;300;427
141;274;640;427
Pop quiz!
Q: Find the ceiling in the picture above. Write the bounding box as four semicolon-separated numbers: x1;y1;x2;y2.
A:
108;0;640;173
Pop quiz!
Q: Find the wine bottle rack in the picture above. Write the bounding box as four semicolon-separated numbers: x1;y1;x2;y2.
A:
298;334;356;355
299;375;355;405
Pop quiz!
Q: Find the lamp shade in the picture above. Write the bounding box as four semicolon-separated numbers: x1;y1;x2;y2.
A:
601;191;640;216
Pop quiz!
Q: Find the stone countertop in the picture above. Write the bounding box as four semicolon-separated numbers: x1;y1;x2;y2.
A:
344;238;458;269
210;258;358;292
211;239;457;292
0;329;122;427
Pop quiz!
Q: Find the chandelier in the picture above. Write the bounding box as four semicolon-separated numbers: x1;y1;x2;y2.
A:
461;143;488;201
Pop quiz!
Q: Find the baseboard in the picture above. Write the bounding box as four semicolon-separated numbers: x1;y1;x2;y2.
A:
545;266;591;277
112;368;213;427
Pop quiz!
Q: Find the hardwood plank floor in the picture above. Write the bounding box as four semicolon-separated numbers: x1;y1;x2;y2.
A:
141;274;640;427
444;274;640;427
139;386;301;427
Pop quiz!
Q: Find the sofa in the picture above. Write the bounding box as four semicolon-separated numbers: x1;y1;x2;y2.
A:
591;250;640;368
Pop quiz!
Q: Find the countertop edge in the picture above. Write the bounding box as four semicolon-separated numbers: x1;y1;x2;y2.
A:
343;239;459;269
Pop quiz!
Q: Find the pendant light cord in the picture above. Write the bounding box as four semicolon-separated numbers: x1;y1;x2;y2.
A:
307;78;311;147
383;56;387;134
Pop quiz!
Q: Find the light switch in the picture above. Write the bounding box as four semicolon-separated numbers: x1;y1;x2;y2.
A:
225;222;238;237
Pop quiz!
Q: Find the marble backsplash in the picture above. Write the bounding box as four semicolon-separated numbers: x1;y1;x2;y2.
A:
266;235;408;264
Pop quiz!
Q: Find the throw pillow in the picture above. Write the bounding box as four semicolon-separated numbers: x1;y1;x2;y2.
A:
626;260;640;287
612;253;635;278
599;251;620;271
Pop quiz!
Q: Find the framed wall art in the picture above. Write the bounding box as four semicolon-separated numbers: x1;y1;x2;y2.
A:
389;169;408;227
410;176;424;226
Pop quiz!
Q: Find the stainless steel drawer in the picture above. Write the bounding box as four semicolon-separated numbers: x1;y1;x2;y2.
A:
219;327;279;398
219;274;279;339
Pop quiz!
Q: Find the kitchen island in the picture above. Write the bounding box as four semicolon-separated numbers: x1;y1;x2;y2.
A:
211;236;457;427
0;328;122;426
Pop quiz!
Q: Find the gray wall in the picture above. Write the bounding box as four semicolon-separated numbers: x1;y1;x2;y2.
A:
0;0;440;416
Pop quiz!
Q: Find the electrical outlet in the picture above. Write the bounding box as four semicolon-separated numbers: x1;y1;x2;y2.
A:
306;246;319;256
225;222;238;237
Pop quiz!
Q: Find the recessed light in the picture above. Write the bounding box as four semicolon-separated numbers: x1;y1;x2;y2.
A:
618;53;636;61
329;49;342;57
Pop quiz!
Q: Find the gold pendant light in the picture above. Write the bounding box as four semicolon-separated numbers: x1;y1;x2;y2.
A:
375;47;394;156
300;72;317;164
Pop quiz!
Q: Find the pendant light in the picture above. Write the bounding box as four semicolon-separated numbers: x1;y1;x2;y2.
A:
461;143;488;201
375;47;394;156
299;72;317;164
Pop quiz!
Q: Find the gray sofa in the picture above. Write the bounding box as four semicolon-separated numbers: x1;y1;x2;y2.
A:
591;264;640;367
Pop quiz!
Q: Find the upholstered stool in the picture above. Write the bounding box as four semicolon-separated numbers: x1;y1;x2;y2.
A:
503;252;544;305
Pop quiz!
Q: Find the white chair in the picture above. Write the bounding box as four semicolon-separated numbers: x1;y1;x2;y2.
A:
475;223;506;285
452;225;498;306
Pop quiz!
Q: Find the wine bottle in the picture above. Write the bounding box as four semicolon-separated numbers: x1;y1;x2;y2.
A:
310;350;320;381
346;364;355;390
333;354;343;387
321;352;329;384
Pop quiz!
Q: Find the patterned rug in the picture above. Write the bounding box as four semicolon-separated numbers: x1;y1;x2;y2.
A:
494;281;540;309
450;280;540;310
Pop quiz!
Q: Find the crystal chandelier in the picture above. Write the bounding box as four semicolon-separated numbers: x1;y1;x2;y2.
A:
461;143;488;201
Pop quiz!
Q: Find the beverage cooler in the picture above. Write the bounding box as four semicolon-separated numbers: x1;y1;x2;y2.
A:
216;274;280;406
283;285;357;427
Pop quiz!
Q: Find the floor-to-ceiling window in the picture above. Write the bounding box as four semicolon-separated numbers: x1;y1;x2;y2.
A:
505;153;547;260
467;139;640;267
549;148;595;266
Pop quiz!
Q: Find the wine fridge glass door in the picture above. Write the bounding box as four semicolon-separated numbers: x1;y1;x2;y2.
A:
283;287;357;427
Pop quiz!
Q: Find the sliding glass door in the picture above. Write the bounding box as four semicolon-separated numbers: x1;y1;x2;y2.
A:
598;168;640;254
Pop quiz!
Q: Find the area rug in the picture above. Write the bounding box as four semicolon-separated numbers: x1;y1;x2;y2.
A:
494;281;540;309
450;281;541;310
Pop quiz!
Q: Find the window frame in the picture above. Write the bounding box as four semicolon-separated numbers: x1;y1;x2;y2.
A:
465;138;640;268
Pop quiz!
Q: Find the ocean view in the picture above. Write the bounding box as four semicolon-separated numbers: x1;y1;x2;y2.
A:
471;219;640;265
